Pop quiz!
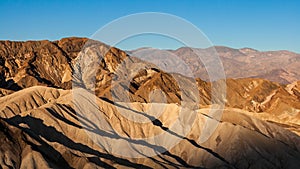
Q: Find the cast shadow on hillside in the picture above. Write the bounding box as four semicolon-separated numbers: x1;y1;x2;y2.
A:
4;115;152;169
59;103;203;168
112;102;234;168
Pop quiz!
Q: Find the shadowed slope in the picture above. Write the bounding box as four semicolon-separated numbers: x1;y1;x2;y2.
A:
0;86;299;168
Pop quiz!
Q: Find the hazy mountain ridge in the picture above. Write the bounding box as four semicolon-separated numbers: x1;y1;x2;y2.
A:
129;46;300;84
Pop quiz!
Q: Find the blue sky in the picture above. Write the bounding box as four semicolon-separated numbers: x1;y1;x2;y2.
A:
0;0;299;52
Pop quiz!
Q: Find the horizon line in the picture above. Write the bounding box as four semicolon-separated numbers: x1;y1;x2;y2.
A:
0;36;299;54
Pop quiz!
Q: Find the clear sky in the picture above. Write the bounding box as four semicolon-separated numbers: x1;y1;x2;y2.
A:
0;0;299;53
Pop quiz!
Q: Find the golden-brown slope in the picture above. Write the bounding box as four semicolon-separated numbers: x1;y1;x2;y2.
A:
0;86;299;169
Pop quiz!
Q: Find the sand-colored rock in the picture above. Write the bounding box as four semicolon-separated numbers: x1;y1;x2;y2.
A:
0;86;299;168
0;38;300;168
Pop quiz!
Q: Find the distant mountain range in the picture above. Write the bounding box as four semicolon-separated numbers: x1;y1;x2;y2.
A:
0;37;299;168
128;46;300;84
